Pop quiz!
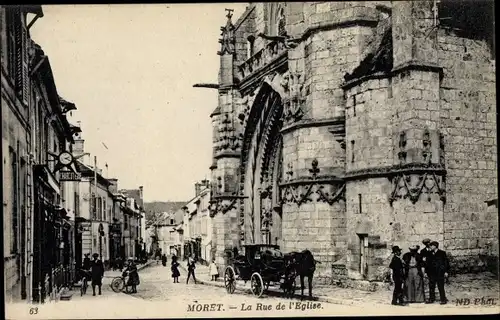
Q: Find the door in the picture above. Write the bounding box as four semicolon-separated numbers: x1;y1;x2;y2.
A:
358;234;367;277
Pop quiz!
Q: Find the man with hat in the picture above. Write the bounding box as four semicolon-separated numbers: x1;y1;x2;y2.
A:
420;238;433;299
90;253;105;296
425;241;449;304
389;245;406;306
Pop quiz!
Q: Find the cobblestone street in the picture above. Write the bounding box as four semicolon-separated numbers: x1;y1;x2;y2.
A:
6;264;498;319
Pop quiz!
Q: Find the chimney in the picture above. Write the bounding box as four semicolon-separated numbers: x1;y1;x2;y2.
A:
73;139;84;155
195;182;201;197
138;186;144;207
108;178;118;193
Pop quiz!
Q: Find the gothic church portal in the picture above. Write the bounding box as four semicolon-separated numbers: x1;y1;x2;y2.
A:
203;2;497;284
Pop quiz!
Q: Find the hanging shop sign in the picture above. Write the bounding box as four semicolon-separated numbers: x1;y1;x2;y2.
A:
78;222;91;233
59;170;82;181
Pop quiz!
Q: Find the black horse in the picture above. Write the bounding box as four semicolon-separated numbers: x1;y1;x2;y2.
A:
284;250;320;300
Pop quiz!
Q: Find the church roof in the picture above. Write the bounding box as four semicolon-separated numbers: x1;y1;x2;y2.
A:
343;17;393;84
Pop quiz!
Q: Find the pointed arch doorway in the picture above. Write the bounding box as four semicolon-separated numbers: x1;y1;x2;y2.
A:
240;79;285;246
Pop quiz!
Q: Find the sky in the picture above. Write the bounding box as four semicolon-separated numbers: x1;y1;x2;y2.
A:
30;4;247;202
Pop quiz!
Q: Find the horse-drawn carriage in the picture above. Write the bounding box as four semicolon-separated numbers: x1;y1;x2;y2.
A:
224;244;298;298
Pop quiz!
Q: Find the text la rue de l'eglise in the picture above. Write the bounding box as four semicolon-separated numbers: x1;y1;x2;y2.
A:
187;301;323;312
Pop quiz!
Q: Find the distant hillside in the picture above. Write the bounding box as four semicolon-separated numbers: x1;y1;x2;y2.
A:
144;201;186;222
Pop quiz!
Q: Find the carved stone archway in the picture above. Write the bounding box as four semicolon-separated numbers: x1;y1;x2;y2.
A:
240;74;286;245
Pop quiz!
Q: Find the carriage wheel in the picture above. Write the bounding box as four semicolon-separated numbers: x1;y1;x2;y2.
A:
224;266;236;294
250;273;264;298
110;277;124;293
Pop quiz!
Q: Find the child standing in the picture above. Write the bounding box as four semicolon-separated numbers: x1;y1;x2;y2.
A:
209;258;219;281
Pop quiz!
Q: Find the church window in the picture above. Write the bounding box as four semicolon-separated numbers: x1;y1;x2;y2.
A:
358;194;363;214
351;140;355;163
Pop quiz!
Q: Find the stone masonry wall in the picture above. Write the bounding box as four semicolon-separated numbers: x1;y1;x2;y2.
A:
346;79;394;171
437;29;498;273
345;79;394;280
279;3;385;284
2;91;28;300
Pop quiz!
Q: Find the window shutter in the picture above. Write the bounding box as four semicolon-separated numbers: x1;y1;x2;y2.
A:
0;7;4;63
14;10;23;94
21;14;29;106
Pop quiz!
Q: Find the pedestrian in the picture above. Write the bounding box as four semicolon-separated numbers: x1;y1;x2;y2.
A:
209;258;219;281
402;245;425;303
171;255;180;283
419;238;433;300
83;253;91;270
425;241;449;305
186;254;197;284
162;254;167;267
90;253;104;296
123;258;140;293
389;246;406;306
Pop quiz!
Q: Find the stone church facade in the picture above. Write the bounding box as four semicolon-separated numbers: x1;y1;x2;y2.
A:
204;1;497;284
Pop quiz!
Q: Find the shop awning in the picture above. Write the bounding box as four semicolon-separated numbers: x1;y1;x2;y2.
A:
34;165;60;195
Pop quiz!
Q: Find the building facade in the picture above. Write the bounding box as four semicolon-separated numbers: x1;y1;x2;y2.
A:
198;186;212;264
120;187;146;258
2;5;85;303
202;1;497;284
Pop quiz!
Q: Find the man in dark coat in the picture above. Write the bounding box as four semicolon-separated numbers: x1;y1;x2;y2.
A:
389;246;406;306
425;241;449;304
90;253;105;296
186;254;197;284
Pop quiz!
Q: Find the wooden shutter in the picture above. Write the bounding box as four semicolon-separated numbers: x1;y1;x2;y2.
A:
14;9;23;94
21;13;29;105
0;7;5;64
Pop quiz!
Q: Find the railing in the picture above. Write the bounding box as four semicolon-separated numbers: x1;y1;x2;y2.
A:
237;40;287;80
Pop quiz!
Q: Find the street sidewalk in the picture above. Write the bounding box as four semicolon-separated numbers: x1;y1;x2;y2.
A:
184;262;499;310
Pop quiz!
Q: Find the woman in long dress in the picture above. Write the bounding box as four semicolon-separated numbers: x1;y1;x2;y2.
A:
123;258;140;293
402;245;425;303
171;255;180;283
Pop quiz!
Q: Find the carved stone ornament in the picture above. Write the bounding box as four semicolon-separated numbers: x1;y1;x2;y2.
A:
277;5;287;37
285;162;294;182
281;159;345;206
215;113;241;152
209;197;238;217
389;172;446;206
398;131;407;164
439;132;445;166
422;129;432;164
239;197;245;244
217;9;236;56
260;209;272;232
281;71;306;126
281;182;346;206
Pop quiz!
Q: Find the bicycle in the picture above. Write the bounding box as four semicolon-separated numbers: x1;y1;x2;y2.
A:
79;269;91;296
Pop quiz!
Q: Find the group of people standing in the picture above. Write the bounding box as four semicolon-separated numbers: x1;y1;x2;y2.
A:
81;253;140;295
162;254;219;284
166;254;199;284
389;238;450;306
